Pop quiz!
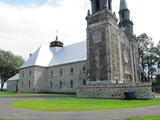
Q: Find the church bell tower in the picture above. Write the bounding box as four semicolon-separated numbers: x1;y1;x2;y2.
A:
118;0;133;36
87;0;120;83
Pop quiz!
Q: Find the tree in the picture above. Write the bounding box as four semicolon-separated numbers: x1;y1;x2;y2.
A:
0;49;24;91
146;46;159;81
137;33;159;82
157;40;160;73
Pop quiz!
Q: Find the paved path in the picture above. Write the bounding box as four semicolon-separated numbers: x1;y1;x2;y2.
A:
0;96;160;120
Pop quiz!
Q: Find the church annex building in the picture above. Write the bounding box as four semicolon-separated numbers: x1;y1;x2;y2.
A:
7;0;152;99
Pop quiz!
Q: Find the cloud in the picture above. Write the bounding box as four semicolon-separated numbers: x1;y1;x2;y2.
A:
0;0;159;60
0;0;90;59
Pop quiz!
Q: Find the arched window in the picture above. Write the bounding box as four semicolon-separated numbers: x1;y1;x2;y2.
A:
95;0;100;11
122;13;125;18
108;0;112;10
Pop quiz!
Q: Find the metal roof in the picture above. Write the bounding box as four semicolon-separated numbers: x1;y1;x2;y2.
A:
20;41;87;68
120;0;128;11
8;74;19;81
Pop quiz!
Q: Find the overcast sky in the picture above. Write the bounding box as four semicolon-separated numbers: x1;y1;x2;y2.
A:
0;0;159;60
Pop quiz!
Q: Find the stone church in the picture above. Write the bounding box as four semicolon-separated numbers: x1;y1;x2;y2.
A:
7;0;152;99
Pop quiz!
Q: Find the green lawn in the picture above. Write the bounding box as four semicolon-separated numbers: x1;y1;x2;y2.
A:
11;98;160;111
0;91;49;97
127;115;160;120
0;117;8;120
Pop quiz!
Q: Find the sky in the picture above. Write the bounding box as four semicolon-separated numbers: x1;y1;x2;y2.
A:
0;0;159;60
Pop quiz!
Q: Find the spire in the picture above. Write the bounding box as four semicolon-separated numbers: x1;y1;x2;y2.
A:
118;0;133;36
120;0;128;11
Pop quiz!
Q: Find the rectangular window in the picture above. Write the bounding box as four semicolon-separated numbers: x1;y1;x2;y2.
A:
29;69;31;77
60;69;62;76
83;79;86;85
50;81;53;88
51;70;53;77
28;81;31;88
70;80;73;88
22;81;24;88
71;67;73;74
60;81;62;88
83;66;86;73
22;72;24;78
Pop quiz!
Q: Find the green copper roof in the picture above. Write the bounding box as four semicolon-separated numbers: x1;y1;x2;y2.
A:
120;0;128;10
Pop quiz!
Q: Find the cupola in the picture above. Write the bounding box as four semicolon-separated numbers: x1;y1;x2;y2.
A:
50;36;63;47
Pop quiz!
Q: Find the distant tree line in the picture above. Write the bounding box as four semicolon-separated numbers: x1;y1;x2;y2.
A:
0;49;24;91
137;33;160;84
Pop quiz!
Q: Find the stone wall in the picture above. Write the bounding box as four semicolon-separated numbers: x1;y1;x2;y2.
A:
19;67;35;93
46;61;87;93
77;83;153;99
7;80;19;92
86;10;118;82
17;60;87;93
33;66;47;92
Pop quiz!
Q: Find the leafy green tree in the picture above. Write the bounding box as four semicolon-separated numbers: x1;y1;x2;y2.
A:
0;49;24;91
157;40;160;73
137;33;159;82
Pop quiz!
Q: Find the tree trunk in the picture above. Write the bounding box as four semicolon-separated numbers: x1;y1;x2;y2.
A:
1;82;4;91
0;78;5;91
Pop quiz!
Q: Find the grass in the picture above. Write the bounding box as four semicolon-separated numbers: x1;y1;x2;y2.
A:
11;98;160;111
0;117;8;120
127;115;160;120
0;91;50;97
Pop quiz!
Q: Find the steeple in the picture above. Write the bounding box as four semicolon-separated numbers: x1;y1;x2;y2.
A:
118;0;133;36
120;0;128;11
90;0;112;14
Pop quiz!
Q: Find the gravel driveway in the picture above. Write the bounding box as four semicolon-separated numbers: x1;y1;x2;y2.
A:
0;96;160;120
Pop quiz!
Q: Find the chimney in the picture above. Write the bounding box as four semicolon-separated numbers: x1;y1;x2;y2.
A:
29;53;32;58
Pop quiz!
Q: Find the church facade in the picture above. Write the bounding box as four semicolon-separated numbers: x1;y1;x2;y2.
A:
7;0;152;99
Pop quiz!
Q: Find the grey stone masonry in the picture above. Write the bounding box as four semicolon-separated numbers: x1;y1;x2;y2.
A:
77;83;153;99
